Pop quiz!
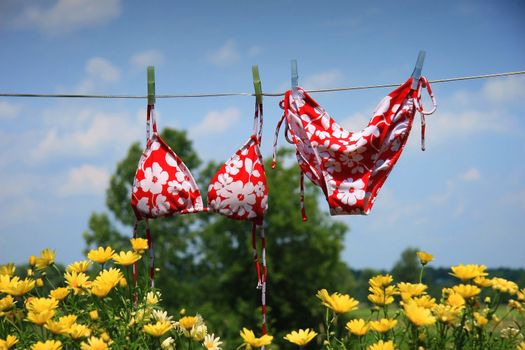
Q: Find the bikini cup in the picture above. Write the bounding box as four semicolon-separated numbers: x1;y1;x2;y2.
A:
131;104;267;224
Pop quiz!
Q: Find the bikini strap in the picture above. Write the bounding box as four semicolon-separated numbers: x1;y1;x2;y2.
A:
413;76;437;151
251;222;262;289
253;102;264;142
300;171;308;221
146;104;158;142
260;224;267;335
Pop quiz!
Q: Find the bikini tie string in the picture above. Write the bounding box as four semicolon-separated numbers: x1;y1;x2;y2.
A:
413;76;437;151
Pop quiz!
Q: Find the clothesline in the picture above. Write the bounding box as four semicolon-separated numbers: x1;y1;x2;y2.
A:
0;70;524;99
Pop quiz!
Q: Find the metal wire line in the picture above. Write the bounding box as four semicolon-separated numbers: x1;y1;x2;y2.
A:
0;70;524;99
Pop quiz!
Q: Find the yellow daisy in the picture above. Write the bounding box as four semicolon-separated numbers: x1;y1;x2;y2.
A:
0;335;18;349
416;251;433;265
452;284;481;299
80;337;109;350
240;328;273;348
368;340;395;350
346;319;369;336
450;264;488;281
31;340;62;350
369;318;397;333
404;300;436;327
283;329;317;346
316;289;359;313
112;251;141;266
491;277;518;295
35;249;56;270
87;247;115;264
49;287;69;301
130;238;149;253
66;261;92;273
144;320;172;337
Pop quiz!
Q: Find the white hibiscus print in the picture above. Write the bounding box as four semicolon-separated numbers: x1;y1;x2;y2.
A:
362;125;380;138
150;141;161;151
151;194;170;217
254;181;265;197
174;171;193;193
245;158;261;178
325;159;341;173
136;197;150;215
260;195;268;211
213;173;234;197
221;181;256;218
140;162;169;194
225;157;243;176
167;180;187;206
332;122;349;139
165;153;178;167
336;178;366;206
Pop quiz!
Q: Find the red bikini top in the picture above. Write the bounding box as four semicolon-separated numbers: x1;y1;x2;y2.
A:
131;103;267;224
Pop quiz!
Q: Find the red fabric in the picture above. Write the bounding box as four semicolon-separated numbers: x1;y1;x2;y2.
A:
275;77;436;216
131;104;268;224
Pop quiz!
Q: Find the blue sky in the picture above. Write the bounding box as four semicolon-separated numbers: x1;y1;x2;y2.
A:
0;0;524;270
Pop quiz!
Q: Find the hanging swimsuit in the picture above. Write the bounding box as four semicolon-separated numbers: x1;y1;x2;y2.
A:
131;102;268;333
273;76;436;219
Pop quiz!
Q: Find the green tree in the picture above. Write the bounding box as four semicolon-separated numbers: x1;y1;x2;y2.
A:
391;247;421;283
83;129;354;347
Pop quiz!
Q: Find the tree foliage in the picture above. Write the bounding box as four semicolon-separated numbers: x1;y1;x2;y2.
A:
83;128;354;346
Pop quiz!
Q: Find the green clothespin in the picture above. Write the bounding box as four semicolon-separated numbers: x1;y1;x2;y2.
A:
147;66;155;105
252;65;262;105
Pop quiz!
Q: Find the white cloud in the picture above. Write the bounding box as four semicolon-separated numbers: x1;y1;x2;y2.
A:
130;50;166;69
76;57;120;93
190;107;240;136
32;110;141;160
303;70;344;90
58;164;109;196
13;0;121;35
482;75;525;103
459;168;481;182
248;46;263;57
0;101;21;119
208;40;240;67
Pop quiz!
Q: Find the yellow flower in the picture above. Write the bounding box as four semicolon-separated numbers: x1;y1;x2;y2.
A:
517;288;525;301
316;289;359;313
146;291;161;305
417;251;433;265
58;314;78;328
411;295;437;309
119;277;127;288
508;299;524;312
45;320;69;335
0;276;35;296
144;321;173;337
64;271;91;295
36;278;44;287
369;274;394;288
67;261;92;273
80;337;109;350
130;238;149;253
112;251;141;266
0;295;15;311
450;264;488;281
177;315;201;336
68;323;92;339
517;341;525;350
28;310;55;325
89;310;99;320
368;340;395;350
346;319;369;336
35;249;56;270
31;340;62;350
473;312;488;326
491;277;518;295
473;276;492;287
446;292;466;308
369;318;397;333
452;284;481;299
190;323;208;341
203;334;222;350
284;329;317;346
0;335;18;349
0;263;15;276
368;285;396;306
404;301;436;327
26;297;59;314
240;328;273;348
49;287;69;301
432;304;462;325
397;283;428;301
29;255;37;266
91;268;123;298
87;247;115;264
